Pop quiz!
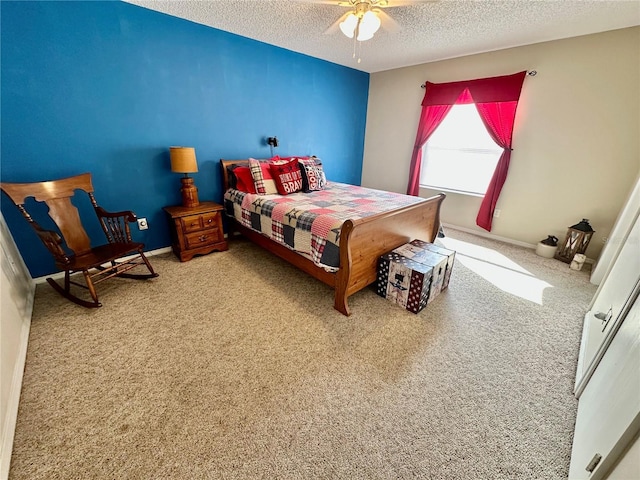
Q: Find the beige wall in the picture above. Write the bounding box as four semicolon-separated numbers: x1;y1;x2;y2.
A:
362;27;640;260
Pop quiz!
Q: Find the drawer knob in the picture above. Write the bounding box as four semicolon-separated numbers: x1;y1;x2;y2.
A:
207;218;213;224
199;235;208;242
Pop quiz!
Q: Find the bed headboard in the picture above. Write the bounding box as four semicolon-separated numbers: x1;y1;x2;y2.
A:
220;159;250;191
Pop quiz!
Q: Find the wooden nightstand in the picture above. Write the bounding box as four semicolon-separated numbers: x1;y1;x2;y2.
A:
163;202;228;262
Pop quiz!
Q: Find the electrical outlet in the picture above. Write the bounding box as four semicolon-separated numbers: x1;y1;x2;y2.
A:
493;209;501;218
137;218;148;230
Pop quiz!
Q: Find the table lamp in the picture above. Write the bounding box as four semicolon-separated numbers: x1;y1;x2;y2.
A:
170;146;199;208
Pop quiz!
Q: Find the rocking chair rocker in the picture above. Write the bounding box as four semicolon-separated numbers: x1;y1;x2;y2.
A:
1;172;158;308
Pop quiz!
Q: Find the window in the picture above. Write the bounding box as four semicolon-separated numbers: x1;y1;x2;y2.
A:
419;104;502;196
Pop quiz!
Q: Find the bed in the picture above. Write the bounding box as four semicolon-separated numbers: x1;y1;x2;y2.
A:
220;159;445;316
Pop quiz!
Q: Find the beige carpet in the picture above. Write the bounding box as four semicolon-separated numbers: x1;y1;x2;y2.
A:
9;228;597;479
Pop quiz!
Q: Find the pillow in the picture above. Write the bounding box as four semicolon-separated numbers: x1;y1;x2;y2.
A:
298;158;327;192
249;158;280;194
269;159;303;195
227;165;256;194
226;166;238;189
276;155;311;162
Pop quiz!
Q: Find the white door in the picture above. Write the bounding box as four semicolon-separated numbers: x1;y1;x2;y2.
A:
590;176;640;285
575;212;640;393
568;295;640;479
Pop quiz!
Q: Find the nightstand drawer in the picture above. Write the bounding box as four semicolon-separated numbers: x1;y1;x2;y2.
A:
181;214;204;233
184;228;221;249
201;212;219;229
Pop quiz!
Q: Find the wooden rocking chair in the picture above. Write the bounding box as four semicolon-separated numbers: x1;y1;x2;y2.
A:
1;172;158;308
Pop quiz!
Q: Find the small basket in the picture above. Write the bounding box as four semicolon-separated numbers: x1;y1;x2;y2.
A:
536;235;558;258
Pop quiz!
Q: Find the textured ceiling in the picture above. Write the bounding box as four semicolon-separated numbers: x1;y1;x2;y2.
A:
124;0;640;73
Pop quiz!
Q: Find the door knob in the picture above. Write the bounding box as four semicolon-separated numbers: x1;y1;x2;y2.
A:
594;307;613;332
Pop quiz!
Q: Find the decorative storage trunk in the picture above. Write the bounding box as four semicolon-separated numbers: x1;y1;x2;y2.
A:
377;240;455;313
406;240;456;291
377;252;433;313
392;241;450;301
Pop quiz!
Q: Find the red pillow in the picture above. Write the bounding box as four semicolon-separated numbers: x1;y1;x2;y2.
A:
233;166;257;194
269;159;303;195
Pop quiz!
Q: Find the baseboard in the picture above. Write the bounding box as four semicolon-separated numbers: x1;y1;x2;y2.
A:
442;223;595;264
0;315;32;480
33;246;173;284
442;223;537;249
134;246;172;257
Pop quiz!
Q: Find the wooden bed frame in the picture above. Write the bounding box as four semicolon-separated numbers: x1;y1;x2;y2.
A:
220;159;445;316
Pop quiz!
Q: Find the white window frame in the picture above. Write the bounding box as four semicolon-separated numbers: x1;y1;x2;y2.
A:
419;104;503;197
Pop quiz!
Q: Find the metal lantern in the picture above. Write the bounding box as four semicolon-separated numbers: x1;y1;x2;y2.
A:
554;218;595;263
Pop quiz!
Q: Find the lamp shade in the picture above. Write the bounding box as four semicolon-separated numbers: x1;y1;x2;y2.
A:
357;11;381;41
340;10;381;41
339;13;358;38
170;147;198;174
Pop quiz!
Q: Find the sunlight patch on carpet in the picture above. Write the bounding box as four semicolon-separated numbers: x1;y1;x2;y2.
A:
440;237;553;305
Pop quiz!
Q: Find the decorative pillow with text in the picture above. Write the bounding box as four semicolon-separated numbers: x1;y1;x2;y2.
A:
298;158;327;192
269;159;303;195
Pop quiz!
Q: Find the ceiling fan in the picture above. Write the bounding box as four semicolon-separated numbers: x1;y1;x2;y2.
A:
299;1;435;41
296;0;436;63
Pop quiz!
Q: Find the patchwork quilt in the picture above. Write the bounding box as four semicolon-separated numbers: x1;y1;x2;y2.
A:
224;182;426;271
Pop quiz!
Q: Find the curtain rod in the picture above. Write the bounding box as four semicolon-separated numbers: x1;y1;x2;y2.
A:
420;70;537;88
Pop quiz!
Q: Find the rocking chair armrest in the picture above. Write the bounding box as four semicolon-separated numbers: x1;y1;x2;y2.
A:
95;206;137;223
32;224;70;264
33;224;63;243
95;206;137;243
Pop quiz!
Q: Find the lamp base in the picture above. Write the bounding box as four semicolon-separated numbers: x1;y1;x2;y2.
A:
180;176;199;208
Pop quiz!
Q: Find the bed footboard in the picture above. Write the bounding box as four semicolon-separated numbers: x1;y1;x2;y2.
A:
334;193;445;316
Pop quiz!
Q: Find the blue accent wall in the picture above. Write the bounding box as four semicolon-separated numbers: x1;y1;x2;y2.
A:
1;1;369;278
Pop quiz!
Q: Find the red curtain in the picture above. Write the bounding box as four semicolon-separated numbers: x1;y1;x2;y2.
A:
406;71;527;231
406;104;452;196
475;101;519;230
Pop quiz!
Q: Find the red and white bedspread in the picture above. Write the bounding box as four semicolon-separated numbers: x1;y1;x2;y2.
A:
223;182;425;272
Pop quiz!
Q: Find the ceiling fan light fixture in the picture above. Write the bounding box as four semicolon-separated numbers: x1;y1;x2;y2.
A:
339;13;359;38
356;10;381;41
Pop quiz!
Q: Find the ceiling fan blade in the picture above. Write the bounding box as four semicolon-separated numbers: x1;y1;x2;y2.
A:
374;9;400;33
291;0;436;6
324;12;351;35
290;0;354;5
376;0;438;7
